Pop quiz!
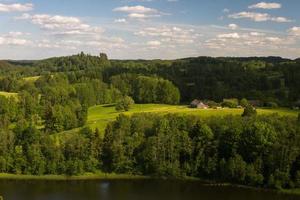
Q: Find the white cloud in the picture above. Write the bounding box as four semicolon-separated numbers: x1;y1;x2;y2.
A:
288;27;300;36
147;40;161;46
206;30;291;52
249;2;281;9
228;24;238;30
0;32;30;46
113;5;165;20
16;13;104;36
113;5;158;14
135;26;200;44
228;12;292;22
114;18;127;23
13;12;129;53
250;32;265;36
218;33;240;39
0;3;33;12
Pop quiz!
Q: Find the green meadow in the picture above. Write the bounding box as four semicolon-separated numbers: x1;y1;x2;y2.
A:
0;91;18;98
87;104;299;133
23;76;41;82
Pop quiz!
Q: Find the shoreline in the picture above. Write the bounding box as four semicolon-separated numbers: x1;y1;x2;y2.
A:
0;173;148;181
0;173;299;196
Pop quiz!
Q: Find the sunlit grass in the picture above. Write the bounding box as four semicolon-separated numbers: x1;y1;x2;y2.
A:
0;91;18;98
23;76;41;82
87;104;298;133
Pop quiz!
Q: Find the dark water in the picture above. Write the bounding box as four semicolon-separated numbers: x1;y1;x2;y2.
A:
0;179;299;200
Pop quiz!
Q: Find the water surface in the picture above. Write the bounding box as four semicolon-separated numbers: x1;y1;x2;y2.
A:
0;179;299;200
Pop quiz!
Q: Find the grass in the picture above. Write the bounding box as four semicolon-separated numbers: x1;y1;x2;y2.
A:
87;104;299;133
0;172;147;181
0;91;18;99
23;76;41;82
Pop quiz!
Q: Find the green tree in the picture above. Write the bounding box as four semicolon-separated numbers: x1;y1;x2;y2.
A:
242;105;257;117
240;98;249;108
116;96;135;112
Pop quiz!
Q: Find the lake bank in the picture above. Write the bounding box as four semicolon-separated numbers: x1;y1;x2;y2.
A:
0;173;147;181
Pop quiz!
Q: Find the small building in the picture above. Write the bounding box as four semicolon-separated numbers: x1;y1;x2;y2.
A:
190;99;209;109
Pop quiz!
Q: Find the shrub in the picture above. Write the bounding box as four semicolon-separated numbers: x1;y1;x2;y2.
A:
116;96;135;112
240;98;249;108
242;105;257;117
222;98;239;108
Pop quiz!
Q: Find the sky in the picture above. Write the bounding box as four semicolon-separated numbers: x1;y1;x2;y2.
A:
0;0;300;60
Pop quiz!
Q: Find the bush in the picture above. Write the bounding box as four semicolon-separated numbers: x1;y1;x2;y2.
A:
205;100;220;108
242;105;257;117
240;98;249;108
222;99;239;108
116;96;135;112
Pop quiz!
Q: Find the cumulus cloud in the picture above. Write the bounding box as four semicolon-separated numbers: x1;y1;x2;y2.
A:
114;18;127;23
218;33;240;39
249;2;281;9
147;40;161;46
135;26;200;44
113;5;158;14
16;13;103;36
0;3;33;12
0;32;30;46
228;12;292;22
13;12;128;53
288;27;300;36
228;24;238;30
113;5;166;20
205;30;290;51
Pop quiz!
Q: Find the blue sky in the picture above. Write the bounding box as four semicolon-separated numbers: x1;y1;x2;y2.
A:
0;0;299;59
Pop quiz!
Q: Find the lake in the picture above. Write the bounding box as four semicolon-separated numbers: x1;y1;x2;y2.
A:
0;179;299;200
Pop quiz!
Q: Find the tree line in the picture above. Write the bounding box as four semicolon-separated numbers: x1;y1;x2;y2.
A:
102;113;300;189
0;110;299;190
2;53;300;106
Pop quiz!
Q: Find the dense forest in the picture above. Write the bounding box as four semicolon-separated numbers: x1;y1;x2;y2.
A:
2;53;300;106
103;113;300;189
0;52;299;190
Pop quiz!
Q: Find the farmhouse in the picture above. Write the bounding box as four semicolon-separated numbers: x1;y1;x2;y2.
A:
190;99;209;109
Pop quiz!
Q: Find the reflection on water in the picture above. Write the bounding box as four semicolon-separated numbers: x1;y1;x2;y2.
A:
0;179;299;200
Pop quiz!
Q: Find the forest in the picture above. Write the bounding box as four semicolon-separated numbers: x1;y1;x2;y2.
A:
0;52;299;190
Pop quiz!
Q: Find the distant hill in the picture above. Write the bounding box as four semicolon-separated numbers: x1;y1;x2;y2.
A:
0;60;14;69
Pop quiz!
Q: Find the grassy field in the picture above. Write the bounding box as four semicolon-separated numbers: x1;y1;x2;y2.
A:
0;91;18;99
87;104;299;133
23;76;41;82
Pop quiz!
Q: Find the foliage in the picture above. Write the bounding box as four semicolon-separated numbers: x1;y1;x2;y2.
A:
242;105;257;117
222;99;239;108
0;52;299;191
111;74;180;105
240;98;249;108
266;102;279;108
115;96;135;112
101;113;300;189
